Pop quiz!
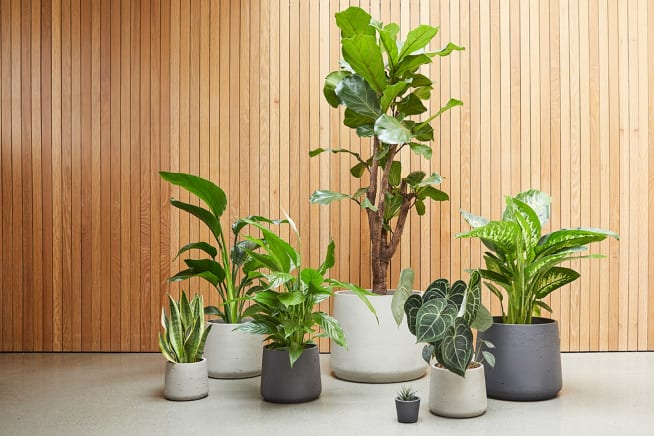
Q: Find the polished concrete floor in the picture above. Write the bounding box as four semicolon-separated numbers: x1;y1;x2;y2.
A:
0;352;652;436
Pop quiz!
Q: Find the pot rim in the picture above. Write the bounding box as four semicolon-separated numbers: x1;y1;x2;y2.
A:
264;343;318;352
430;361;484;373
490;316;558;326
395;397;421;403
207;318;253;325
167;357;207;366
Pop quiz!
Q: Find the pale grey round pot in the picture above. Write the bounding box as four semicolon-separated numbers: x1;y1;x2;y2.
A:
260;344;321;403
478;317;562;401
204;320;263;379
429;363;487;418
163;358;208;401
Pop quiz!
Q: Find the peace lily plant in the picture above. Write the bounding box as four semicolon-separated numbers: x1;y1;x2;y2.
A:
310;6;463;294
457;189;619;325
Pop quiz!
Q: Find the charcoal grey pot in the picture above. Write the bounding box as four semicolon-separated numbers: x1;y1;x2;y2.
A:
478;317;562;401
395;397;420;423
260;344;321;403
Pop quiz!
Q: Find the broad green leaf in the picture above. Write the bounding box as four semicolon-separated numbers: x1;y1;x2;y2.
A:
460;209;490;228
341;35;388;93
323;71;351;107
380;81;409;112
395;54;432;77
356;125;375;137
482;350;496;367
457;221;520;256
352;187;369;199
375;24;399;66
263;271;295;289
398;24;440;60
391;268;415;325
231;240;258;266
278;291;305;307
406;171;426;186
318;240;336;275
310;190;350;205
471;303;493;332
335;75;382;119
504;197;542;253
514;189;551;226
288;342;305;367
335;6;374;38
484;282;505;302
350;161;368;178
415;200;426;215
253;290;281;308
174;242;217;260
383;192;403;220
423;278;448;302
169;268;219;287
397;93;428;116
417;172;443;187
440;319;473;377
361;197;378;211
433;42;465;57
404;294;423;335
413;86;432;100
160;172;227;219
344;108;376;129
412;122;434;142
235;320;277;336
184;259;226;283
389;161;402;186
409;142;432;159
169;199;222;243
534;267;580;298
411;74;432;87
536;228;619;258
308;147;363;161
415;98;464;129
374;115;412;144
415;299;458;343
416;186;448;202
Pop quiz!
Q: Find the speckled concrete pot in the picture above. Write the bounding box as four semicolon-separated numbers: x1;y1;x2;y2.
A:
163;358;208;401
330;291;427;383
478;317;562;401
429;363;487;418
204;320;263;379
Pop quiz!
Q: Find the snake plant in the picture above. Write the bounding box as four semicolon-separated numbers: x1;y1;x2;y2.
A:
457;189;619;324
159;291;211;364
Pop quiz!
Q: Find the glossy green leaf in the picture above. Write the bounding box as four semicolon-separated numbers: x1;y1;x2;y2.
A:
417;173;443;187
470;303;493;332
415;200;426;216
380;81;409;112
318;240;336;275
174;242;217;260
433;42;465;57
514;189;551;226
374;115;412;144
375;24;399;66
398;24;439;60
463;270;481;324
403;294;423;335
344;108;376;129
335;6;374;38
395;54;432;77
416;186;449;202
413;86;432;100
415;299;458;343
310;190;350;205
421;343;435;364
389;161;402;186
169;199;222;243
440;318;473;377
482;350;496;367
323;70;351;107
397;93;428;116
457;221;520;255
313;312;346;348
335;75;382;119
160;172;227;219
534;267;580;298
407;143;431;160
536;228;619;258
411;74;432;87
412;122;434;142
361;197;378;211
341;35;387;93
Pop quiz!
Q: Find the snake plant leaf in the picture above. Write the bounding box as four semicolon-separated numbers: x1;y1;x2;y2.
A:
334;6;374;38
440;318;473;377
167;294;185;361
374;115;412;145
160;171;227;219
341;35;387;93
323;70;351;107
310;190;350;205
535;228;619;258
534;267;580;298
335;75;382;119
421;343;435;364
403;293;423;335
174;242;217;260
415;299;458;343
391;268;415;325
397;24;439;61
158;333;177;363
179;291;192;330
313;312;346;348
457;221;520;256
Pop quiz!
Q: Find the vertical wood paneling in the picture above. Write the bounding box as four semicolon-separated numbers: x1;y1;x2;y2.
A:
0;0;653;352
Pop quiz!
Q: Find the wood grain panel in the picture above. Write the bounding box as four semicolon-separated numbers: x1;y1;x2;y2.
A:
0;0;652;352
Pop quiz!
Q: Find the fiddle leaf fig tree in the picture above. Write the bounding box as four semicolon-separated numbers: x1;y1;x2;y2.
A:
310;6;463;294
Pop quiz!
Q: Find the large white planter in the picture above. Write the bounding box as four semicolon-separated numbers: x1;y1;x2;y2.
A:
163;358;209;401
204;320;263;379
429;363;487;418
330;291;427;383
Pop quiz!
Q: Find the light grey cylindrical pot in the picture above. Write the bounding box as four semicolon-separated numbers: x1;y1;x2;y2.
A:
478;317;562;401
204;320;263;379
429;363;487;418
260;344;322;403
395;398;420;423
163;358;209;401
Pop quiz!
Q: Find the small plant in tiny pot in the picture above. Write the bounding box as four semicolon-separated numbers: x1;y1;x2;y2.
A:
159;291;211;401
395;385;420;424
456;189;619;401
310;6;463;294
160;171;285;379
236;215;374;403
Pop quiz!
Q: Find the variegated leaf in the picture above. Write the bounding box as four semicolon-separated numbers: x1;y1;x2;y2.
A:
439;318;473;377
415;299;457;343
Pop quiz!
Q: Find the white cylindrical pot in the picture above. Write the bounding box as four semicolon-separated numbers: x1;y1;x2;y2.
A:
204;320;264;379
429;363;487;418
330;291;427;383
163;358;209;401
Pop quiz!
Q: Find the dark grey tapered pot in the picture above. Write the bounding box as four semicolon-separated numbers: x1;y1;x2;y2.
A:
260;343;321;403
395;397;420;423
478;317;562;401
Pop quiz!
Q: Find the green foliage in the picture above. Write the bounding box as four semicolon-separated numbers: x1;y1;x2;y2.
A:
457;189;620;324
311;6;462;293
393;271;494;378
396;385;419;401
236;216;375;367
159;291;211;364
160;171;285;323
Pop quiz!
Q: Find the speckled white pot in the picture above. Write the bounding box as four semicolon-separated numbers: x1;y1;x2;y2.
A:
204;320;263;379
429;363;487;418
330;291;427;383
163;358;208;401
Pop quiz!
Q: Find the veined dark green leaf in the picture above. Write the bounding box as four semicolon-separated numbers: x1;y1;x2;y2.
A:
433;42;465;57
335;6;374;38
398;24;440;61
415;299;458;343
380;81;409;112
397;93;428;116
344;108;376;129
413;86;432;100
463;270;481;324
395;54;432;77
279;291;305;308
184;259;226;283
341;35;387;93
323;71;351;107
160;172;227;219
310;190;350;205
374;115;412;144
408;143;432;159
534;267;580;298
415;200;426;216
169;199;222;243
335;75;382;119
404;294;423;335
313;312;346;348
405;171;426;186
440;319;473;377
421;343;435;364
174;241;217;260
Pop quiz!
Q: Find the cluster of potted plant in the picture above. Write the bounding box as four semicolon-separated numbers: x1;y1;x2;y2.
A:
156;5;619;422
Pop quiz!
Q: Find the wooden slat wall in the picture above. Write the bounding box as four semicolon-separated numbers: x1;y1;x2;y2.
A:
0;0;651;352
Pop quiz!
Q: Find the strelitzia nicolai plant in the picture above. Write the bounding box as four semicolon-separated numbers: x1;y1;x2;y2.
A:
159;291;211;363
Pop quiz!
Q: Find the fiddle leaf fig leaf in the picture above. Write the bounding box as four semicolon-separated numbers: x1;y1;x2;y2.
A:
310;190;350;205
335;6;375;38
374;115;412;145
398;24;440;60
381;81;409;112
409;143;432;159
323;71;351;107
341;35;388;93
335;75;381;119
433;42;465;57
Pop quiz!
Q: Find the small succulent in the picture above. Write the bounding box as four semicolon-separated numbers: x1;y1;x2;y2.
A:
396;385;419;401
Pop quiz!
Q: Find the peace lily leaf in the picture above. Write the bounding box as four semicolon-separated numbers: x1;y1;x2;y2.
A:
398;24;440;61
335;6;374;38
324;71;351;107
341;35;388;93
174;241;217;260
374;115;412;145
335;75;381;119
310;190;350;205
160;172;227;219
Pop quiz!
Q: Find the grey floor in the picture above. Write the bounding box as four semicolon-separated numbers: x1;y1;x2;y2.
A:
0;352;652;436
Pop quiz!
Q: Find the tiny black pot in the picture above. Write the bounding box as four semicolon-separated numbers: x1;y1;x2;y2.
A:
395;397;420;423
478;316;562;401
260;343;322;403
